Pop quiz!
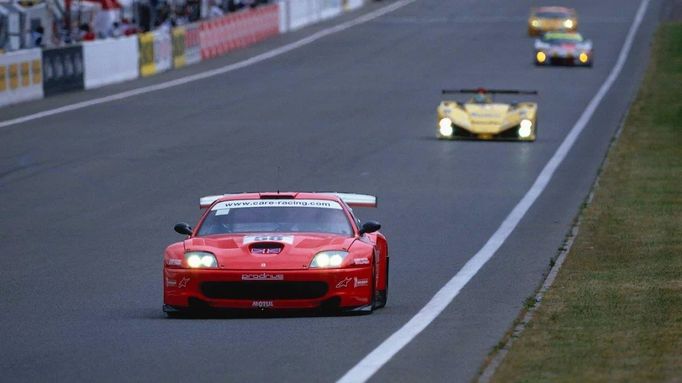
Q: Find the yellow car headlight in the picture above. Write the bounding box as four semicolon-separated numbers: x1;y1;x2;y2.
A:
563;19;574;29
536;51;547;63
531;19;540;27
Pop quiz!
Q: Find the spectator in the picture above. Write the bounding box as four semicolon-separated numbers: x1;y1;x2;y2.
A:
209;1;224;18
79;23;96;41
31;24;44;47
109;21;123;38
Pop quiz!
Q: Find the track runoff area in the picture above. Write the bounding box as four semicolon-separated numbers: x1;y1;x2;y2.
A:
0;0;655;381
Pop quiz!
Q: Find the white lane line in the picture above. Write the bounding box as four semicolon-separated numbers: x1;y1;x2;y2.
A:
337;0;651;382
0;0;416;130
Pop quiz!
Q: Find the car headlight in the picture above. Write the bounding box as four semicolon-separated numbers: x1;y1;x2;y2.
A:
439;118;454;136
563;19;574;28
536;51;546;63
531;19;540;27
579;52;589;63
185;251;218;268
519;119;533;138
310;251;348;268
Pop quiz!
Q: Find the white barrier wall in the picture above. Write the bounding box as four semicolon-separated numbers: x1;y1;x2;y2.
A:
83;36;139;90
0;48;43;107
286;0;343;31
343;0;364;11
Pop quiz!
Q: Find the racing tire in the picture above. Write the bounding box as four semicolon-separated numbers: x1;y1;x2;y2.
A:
375;257;389;308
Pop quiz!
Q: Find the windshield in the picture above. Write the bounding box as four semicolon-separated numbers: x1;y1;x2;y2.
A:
536;11;570;19
543;33;583;44
197;199;353;236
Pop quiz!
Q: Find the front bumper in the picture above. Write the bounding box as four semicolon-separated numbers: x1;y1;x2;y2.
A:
163;267;373;311
437;125;535;141
536;51;592;66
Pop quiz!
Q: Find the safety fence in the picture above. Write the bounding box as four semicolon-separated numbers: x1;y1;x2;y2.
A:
0;0;366;108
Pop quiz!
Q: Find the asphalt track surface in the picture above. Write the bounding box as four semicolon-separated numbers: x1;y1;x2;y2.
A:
0;0;663;381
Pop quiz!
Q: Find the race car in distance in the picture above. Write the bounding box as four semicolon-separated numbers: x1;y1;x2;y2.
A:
163;192;388;316
535;32;593;66
528;6;577;36
437;89;538;141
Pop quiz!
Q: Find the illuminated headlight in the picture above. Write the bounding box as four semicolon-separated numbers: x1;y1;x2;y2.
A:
531;19;540;27
563;19;574;28
185;251;218;268
579;52;589;63
519;119;533;138
536;51;546;63
310;251;348;268
439;118;454;136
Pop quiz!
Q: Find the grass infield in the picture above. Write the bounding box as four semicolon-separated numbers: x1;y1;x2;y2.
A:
489;22;682;382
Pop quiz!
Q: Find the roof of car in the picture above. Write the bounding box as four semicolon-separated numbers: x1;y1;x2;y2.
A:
533;6;575;15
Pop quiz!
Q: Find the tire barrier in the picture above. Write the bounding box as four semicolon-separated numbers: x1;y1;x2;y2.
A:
139;32;156;77
200;4;280;60
139;30;172;77
0;48;43;107
83;36;139;90
42;45;85;97
172;27;187;68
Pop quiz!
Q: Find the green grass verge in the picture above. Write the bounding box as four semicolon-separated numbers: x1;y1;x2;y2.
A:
489;22;682;382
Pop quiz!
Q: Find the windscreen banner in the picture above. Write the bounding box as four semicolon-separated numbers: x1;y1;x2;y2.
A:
42;45;85;96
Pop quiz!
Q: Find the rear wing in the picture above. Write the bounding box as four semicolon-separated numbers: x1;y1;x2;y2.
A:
323;193;377;208
442;88;538;95
198;192;377;209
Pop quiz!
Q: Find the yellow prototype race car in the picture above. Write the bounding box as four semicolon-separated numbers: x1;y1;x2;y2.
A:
528;6;577;36
437;89;538;141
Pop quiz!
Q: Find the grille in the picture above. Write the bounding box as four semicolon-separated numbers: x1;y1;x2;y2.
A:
201;281;328;300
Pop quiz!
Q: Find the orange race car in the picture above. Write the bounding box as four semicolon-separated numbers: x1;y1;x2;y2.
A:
528;6;578;36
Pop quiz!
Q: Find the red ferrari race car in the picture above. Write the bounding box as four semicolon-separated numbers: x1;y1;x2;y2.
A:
163;192;388;316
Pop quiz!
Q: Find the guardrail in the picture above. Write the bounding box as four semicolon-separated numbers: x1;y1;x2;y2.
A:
0;0;365;108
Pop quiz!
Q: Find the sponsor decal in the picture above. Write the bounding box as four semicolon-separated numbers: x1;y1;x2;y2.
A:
354;277;369;288
212;199;342;211
252;301;274;308
244;235;294;245
166;278;177;287
166;258;182;266
353;258;370;265
241;273;284;281
178;277;190;288
251;247;282;255
336;277;352;289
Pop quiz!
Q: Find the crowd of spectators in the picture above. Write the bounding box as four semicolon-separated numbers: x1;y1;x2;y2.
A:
48;0;274;46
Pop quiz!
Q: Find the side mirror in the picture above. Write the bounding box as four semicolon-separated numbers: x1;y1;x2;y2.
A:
358;221;381;235
174;222;193;236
